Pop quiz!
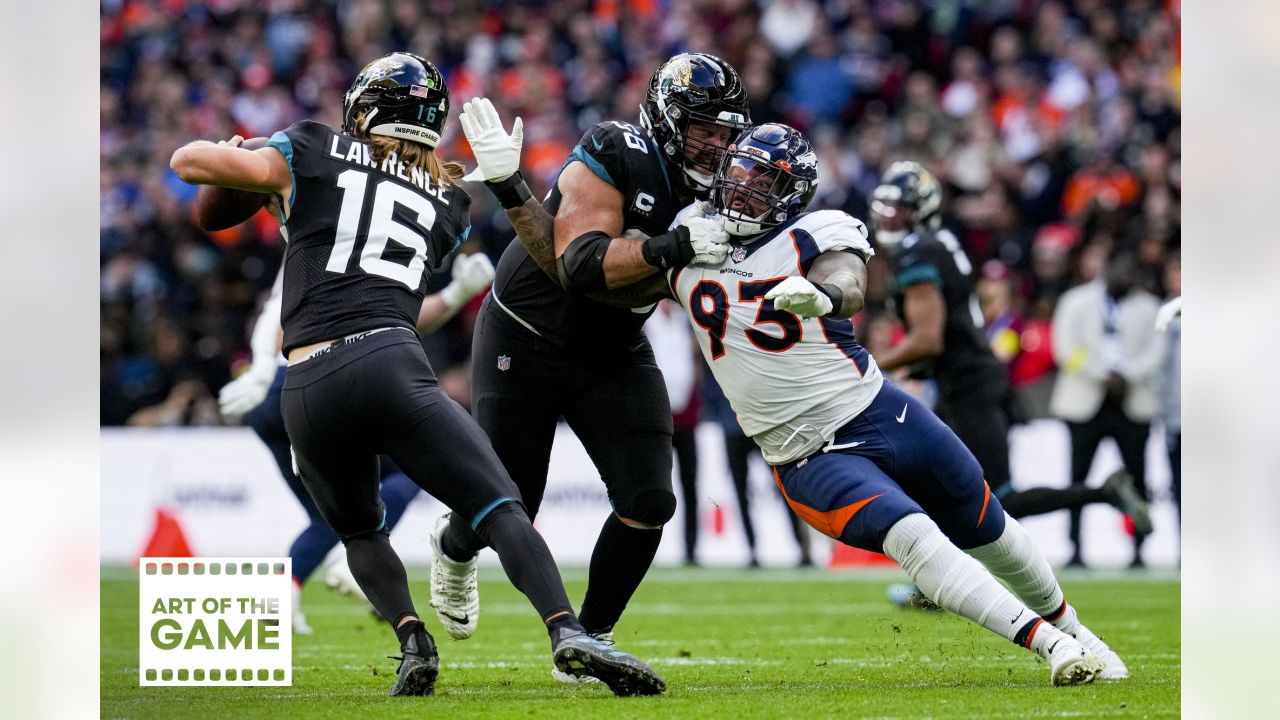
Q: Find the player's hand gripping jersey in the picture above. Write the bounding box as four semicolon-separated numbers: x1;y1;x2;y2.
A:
669;210;883;464
269;120;471;353
490;120;683;346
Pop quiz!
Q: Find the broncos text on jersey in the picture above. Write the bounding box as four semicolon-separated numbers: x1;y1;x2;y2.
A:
669;209;883;464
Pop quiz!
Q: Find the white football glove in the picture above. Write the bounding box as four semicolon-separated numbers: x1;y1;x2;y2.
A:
764;276;834;319
681;215;730;266
440;252;496;310
1155;296;1181;332
218;361;276;417
459;97;523;182
671;200;710;227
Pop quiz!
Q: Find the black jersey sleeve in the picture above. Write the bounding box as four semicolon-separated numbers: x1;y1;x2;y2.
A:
894;239;945;290
565;122;632;191
435;187;472;269
266;120;330;214
563;121;677;235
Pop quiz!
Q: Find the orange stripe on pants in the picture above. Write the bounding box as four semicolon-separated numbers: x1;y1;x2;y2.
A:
773;467;883;540
976;480;992;528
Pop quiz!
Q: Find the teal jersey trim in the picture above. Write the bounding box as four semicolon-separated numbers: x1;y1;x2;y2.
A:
470;497;518;530
564;144;615;187
648;136;673;196
266;130;297;211
450;225;471;256
896;264;943;290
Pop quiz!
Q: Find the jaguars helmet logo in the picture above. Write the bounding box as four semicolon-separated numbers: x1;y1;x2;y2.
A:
660;58;694;94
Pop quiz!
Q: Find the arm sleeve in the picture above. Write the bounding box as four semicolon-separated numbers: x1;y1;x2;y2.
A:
806;210;875;259
562;124;626;190
894;246;944;289
433;188;473;270
265;120;321;212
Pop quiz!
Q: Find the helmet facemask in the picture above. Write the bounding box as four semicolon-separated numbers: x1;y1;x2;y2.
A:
641;53;750;197
661;109;748;194
870;189;911;249
713;152;806;240
870;160;943;248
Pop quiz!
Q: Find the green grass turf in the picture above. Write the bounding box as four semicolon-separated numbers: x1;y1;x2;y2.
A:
102;565;1179;719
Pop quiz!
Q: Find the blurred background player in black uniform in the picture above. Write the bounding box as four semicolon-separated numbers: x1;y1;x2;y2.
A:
430;54;749;672
169;52;664;697
868;161;1150;607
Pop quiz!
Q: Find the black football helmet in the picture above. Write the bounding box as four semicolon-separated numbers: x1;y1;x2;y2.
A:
342;52;449;148
710;123;819;239
640;53;750;195
870;160;942;248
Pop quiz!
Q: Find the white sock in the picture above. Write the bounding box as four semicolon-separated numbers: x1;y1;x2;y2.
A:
965;513;1076;630
883;513;1068;658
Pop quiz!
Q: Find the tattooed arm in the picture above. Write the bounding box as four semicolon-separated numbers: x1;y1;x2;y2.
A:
502;195;561;284
494;176;678;308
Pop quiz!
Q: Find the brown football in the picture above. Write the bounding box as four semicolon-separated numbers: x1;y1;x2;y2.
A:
194;136;272;231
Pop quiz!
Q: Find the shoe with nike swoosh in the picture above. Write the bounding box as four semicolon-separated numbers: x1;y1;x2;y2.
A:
429;513;479;640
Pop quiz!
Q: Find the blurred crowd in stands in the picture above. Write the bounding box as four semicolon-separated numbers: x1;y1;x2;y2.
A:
100;0;1180;428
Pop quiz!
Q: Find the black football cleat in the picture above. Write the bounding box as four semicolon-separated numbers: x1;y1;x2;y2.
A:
553;632;666;697
388;625;439;696
1102;470;1152;536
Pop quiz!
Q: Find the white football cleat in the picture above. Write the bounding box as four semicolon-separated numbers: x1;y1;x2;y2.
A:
551;631;611;685
291;583;313;635
1068;623;1130;679
429;513;479;640
1046;634;1103;686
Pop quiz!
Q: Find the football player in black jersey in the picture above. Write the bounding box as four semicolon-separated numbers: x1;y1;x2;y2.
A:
429;54;749;675
169;52;664;697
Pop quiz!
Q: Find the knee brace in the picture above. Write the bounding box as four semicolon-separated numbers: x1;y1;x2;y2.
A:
615;488;677;529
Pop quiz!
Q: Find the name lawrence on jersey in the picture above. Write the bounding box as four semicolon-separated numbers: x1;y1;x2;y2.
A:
322;134;452;203
670;209;883;464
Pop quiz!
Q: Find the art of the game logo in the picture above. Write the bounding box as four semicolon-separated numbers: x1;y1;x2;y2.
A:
139;557;292;686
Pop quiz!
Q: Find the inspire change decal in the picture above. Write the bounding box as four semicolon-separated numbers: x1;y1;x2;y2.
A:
139;558;292;686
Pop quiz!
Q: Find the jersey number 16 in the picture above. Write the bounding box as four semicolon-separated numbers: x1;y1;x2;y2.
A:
327;169;435;290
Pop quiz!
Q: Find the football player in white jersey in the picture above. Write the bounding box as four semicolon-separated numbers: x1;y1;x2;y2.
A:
699;124;1137;685
576;123;1126;686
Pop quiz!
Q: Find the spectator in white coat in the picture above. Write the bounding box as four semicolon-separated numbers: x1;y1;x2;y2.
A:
1050;253;1163;568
